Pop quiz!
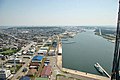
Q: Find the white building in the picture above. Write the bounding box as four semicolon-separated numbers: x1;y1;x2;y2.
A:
38;47;49;55
0;69;11;80
38;50;47;55
8;58;22;63
48;49;55;56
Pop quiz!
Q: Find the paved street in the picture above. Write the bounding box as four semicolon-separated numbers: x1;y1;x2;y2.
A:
11;39;49;80
10;42;38;79
49;56;62;80
11;44;37;80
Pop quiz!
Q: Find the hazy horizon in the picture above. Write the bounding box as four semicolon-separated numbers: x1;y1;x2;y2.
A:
0;25;116;29
0;0;118;26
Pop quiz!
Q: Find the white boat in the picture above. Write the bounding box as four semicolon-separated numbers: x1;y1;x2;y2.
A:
62;41;75;44
108;39;115;43
94;63;104;74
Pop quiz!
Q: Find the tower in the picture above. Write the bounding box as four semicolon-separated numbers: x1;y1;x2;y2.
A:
111;0;120;80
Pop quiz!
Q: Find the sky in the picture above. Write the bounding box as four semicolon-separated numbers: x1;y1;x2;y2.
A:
0;0;118;26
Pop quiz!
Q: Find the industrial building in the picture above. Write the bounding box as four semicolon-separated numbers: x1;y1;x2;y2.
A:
32;55;43;63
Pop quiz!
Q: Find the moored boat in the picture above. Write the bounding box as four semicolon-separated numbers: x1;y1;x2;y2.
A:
94;63;104;74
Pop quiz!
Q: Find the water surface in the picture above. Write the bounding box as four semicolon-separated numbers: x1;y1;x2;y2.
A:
62;30;114;76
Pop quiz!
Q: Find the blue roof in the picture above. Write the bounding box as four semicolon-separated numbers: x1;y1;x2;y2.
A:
19;76;30;80
32;55;43;61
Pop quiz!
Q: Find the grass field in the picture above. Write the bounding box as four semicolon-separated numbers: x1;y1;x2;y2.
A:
0;49;20;55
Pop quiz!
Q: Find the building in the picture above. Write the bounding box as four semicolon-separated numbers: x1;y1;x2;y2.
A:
52;41;57;48
0;69;11;80
23;56;31;59
38;47;49;55
22;50;28;55
7;58;22;63
27;69;37;76
27;52;34;55
58;43;62;55
17;52;22;56
30;62;40;66
44;58;50;66
40;47;49;50
44;42;52;47
40;65;52;78
29;62;40;69
32;55;43;63
48;49;55;56
38;50;47;55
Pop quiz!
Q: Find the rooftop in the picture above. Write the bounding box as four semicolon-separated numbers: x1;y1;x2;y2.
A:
32;55;43;61
30;62;40;66
41;65;51;77
40;47;49;50
27;69;37;76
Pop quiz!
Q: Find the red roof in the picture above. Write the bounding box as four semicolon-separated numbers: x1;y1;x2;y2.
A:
41;66;47;76
41;65;51;77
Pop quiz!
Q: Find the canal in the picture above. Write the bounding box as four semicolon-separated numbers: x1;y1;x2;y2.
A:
62;30;115;76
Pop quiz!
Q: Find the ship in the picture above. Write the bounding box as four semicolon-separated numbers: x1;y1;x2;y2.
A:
94;63;104;74
107;39;115;43
69;32;76;38
62;41;75;44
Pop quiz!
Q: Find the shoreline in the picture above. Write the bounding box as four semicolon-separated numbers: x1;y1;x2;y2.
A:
57;43;110;80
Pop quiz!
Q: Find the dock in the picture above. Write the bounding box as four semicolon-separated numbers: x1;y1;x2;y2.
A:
96;63;111;78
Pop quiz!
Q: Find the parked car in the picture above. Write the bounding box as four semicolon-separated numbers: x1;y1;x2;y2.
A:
22;68;27;72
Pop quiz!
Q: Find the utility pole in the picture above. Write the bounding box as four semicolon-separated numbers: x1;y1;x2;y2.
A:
111;0;120;80
14;54;16;73
2;62;4;71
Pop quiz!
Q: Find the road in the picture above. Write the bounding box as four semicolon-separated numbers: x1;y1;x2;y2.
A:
11;38;50;80
11;41;38;79
49;56;62;80
11;55;34;80
49;37;62;80
11;42;37;80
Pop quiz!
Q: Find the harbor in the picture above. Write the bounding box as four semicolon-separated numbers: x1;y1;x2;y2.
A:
57;44;110;80
55;30;115;79
0;0;119;79
56;34;110;80
62;30;114;76
0;29;114;80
